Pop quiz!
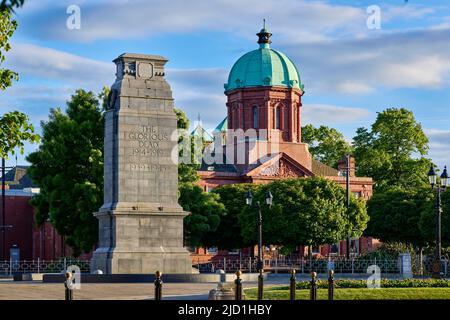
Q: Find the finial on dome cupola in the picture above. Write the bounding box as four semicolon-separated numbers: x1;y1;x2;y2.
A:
257;19;272;48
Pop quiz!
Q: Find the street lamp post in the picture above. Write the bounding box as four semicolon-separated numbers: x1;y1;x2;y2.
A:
344;154;351;259
1;159;14;261
246;189;273;300
428;165;448;279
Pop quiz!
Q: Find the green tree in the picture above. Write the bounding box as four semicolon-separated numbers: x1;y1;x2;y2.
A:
420;188;450;249
238;177;368;253
174;108;200;187
0;8;39;159
302;124;353;168
179;183;225;247
353;108;430;191
211;183;259;249
366;187;433;249
174;108;224;247
0;0;24;13
0;111;39;158
27;90;105;256
0;10;18;90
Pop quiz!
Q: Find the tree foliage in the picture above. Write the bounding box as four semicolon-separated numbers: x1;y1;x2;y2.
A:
0;111;39;158
174;108;199;187
0;10;18;90
174;108;224;247
366;187;433;248
211;183;258;249
214;178;368;252
0;7;39;159
302;124;353;168
179;183;225;247
0;0;24;13
27;89;105;256
353;108;430;191
420;188;450;248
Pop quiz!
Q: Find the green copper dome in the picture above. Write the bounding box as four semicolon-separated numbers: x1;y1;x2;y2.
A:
224;27;304;93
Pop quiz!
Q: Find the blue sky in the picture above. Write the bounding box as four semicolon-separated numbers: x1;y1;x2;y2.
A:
1;0;450;169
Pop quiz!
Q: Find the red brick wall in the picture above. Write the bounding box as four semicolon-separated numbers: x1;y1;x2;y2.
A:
1;194;92;261
1;195;34;260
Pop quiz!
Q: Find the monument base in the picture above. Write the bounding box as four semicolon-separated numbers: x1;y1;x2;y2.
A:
90;210;192;274
91;251;193;274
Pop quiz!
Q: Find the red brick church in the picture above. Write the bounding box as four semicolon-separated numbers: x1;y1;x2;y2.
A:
194;26;376;260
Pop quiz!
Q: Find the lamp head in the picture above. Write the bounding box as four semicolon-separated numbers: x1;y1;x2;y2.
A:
246;190;253;206
266;190;273;206
428;165;437;187
441;166;448;188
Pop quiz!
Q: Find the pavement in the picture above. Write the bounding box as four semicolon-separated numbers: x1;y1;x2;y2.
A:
0;273;431;300
0;281;212;300
0;280;277;300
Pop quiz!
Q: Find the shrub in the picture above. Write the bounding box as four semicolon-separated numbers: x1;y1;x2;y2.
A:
273;278;450;290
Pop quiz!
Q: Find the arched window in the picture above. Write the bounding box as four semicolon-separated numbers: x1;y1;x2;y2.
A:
233;108;239;129
252;106;259;128
275;106;281;129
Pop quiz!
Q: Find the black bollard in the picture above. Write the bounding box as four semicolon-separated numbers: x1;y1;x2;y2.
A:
289;269;296;300
235;270;243;300
257;269;264;300
64;272;73;301
154;271;163;300
310;271;317;301
328;270;334;301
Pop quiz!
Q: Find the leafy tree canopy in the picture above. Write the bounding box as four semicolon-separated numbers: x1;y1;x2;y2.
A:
179;183;225;248
302;124;353;169
27;89;105;256
420;188;450;248
215;178;368;253
0;0;24;13
353;108;430;191
0;111;39;158
174;108;224;247
0;10;18;90
366;187;433;248
174;108;199;187
211;183;258;250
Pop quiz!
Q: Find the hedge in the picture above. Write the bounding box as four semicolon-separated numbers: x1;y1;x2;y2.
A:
270;279;450;290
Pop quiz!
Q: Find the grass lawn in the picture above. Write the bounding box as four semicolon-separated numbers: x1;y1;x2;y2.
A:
244;287;450;300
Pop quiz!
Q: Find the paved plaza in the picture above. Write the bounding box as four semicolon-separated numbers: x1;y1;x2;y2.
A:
0;280;213;300
0;280;279;300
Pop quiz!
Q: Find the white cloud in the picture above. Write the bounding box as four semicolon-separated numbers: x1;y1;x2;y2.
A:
302;104;371;126
334;82;375;95
167;68;228;129
383;4;436;21
5;43;113;88
286;28;450;94
13;1;450;97
2;42;228;130
425;129;450;168
19;0;365;43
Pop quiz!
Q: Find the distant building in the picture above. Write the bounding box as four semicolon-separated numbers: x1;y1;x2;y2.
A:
0;166;88;261
194;26;376;259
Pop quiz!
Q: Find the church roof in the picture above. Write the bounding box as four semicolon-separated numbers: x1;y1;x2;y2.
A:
190;124;213;142
311;159;339;177
224;26;304;93
213;117;228;133
3;166;38;189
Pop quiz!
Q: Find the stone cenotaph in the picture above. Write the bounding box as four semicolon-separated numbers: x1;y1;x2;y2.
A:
91;53;192;274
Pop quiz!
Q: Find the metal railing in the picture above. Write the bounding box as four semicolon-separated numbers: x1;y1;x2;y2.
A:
0;258;91;275
415;257;449;276
1;256;447;277
193;256;450;276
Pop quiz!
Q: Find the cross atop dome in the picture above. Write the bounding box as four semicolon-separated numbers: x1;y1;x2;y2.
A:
257;19;272;48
